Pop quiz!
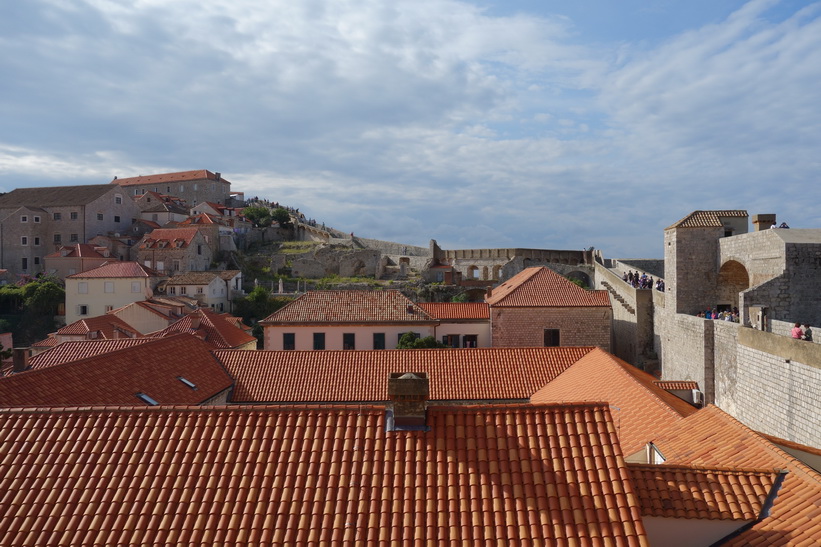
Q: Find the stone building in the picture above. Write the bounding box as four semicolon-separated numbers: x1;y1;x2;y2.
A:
112;169;232;207
133;227;213;275
486;266;612;350
0;184;140;277
596;209;821;448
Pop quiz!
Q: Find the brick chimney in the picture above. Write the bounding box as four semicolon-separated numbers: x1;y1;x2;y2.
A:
12;348;30;374
486;286;493;299
190;315;201;329
388;372;430;429
752;214;776;231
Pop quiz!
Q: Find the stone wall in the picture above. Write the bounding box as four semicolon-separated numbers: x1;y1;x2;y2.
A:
665;226;722;314
490;306;611;351
658;313;714;402
595;262;655;369
729;328;821;446
611;259;665;279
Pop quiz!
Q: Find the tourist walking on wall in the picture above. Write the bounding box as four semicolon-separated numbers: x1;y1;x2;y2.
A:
791;323;803;339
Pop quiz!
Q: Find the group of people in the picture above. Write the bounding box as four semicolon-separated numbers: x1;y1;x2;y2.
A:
622;270;665;291
697;307;740;322
791;323;813;342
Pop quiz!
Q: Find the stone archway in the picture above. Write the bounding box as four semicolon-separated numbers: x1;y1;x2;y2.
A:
467;265;479;279
717;260;749;310
492;265;502;280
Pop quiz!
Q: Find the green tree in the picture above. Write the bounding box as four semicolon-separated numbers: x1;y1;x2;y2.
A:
396;332;447;349
24;281;65;313
451;292;468;303
271;208;293;229
242;206;273;228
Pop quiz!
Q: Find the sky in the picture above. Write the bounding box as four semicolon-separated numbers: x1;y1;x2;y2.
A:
1;0;820;258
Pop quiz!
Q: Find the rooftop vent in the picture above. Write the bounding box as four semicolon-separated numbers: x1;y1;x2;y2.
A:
406;305;414;314
387;372;429;430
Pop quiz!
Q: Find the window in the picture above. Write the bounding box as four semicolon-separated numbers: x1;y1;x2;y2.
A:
131;281;141;293
180;286;187;295
97;213;103;221
53;212;61;220
20;237;27;246
78;282;88;294
373;333;386;350
21;215;28;222
544;329;560;347
114;216;121;223
53;233;61;244
68;268;76;275
104;281;114;293
78;304;89;316
135;392;159;406
173;260;180;271
70;234;78;242
343;333;356;350
196;287;204;294
152;214;158;222
193;183;198;190
156;261;164;271
105;305;113;312
283;333;295;350
169;287;176;295
70;212;78;220
33;216;40;223
144;260;152;267
115;195;122;205
34;237;40;246
177;376;197;389
463;335;478;348
197;244;202;255
442;334;460;348
167;186;171;193
313;332;325;350
21;257;27;270
34;257;40;265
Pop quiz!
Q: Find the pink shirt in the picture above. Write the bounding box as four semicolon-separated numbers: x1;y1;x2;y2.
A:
792;327;804;339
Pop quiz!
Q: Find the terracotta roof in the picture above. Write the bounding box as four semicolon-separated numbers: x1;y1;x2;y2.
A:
30;335;59;349
417;302;489;320
759;432;821;458
43;243;108;259
138;227;202;249
0;184;115;208
29;338;153;370
261;290;438;324
217;270;241;280
628;464;781;521
65;261;163;279
0;334;233;407
215;346;593;403
112;169;230;186
56;314;142;338
530;348;698;455
150;308;256;349
651;405;821;544
666;210;748;229
654;380;699;391
0;402;648;545
486;267;611;307
179;212;223;225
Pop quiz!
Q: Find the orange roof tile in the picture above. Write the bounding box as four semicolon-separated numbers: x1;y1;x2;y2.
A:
112;169;230;186
261;290;438;324
486;267;611;307
651;405;821;545
0;334;232;407
29;338;153;370
56;314;142;338
0;402;648;545
215;346;593;403
43;243;108;259
65;261;163;279
530;348;698;454
29;335;59;349
628;464;781;521
138;227;202;249
666;210;748;229
654;380;699;391
417;302;489;320
150;308;256;349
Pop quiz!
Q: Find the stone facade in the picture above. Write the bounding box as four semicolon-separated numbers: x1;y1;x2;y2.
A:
490;307;612;350
0;185;140;277
113;170;232;207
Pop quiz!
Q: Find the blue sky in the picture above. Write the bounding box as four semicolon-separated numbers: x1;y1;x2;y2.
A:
1;0;819;257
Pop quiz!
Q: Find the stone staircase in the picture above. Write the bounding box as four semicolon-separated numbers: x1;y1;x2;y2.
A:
601;280;635;315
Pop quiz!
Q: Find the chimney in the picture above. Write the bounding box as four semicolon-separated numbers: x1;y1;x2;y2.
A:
406;305;414;314
486;287;493;298
388;372;430;429
190;315;202;329
12;348;30;373
752;214;776;231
